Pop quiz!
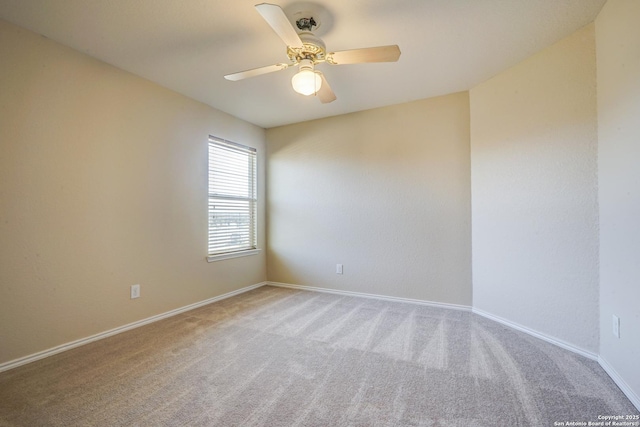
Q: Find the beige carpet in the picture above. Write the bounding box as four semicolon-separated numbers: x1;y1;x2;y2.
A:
0;285;637;426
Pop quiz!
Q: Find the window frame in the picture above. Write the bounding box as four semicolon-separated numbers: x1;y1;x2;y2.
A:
206;136;260;262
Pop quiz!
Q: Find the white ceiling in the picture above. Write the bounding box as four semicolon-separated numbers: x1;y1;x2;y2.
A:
0;0;606;128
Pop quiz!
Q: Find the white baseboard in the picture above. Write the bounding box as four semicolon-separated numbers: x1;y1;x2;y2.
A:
598;356;640;412
267;281;472;311
472;307;598;361
0;281;267;373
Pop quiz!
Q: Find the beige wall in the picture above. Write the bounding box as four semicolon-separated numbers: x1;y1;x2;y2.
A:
266;93;472;306
596;0;640;406
470;24;599;353
0;19;266;365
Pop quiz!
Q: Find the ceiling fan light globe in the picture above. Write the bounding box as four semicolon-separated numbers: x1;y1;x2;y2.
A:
291;70;322;96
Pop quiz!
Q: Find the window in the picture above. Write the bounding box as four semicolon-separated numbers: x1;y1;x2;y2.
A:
207;136;258;261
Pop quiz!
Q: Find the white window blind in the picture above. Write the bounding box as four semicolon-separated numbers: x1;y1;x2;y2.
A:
208;136;257;257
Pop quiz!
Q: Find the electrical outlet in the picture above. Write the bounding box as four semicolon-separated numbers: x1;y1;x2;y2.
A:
336;264;343;275
612;314;620;338
131;284;141;299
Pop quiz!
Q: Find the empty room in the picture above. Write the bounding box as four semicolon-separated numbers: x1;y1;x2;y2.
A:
1;0;639;425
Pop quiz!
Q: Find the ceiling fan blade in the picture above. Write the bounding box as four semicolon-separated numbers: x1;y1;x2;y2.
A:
327;45;401;65
224;63;290;81
316;72;336;104
255;3;304;49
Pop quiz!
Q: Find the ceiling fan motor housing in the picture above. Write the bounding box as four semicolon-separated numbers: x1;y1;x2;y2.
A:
287;32;326;64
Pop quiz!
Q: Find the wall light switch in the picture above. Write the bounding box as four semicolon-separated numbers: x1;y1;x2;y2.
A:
612;314;620;338
336;264;343;275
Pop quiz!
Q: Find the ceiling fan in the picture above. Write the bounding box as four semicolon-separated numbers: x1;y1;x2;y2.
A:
224;3;401;103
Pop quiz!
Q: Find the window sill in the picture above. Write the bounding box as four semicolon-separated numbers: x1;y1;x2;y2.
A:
207;249;261;263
